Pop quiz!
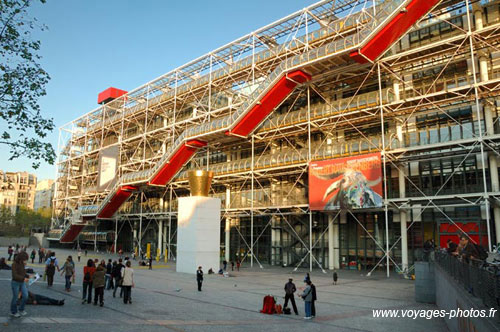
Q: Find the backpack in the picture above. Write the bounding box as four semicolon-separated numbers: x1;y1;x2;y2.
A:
474;244;488;260
275;304;283;314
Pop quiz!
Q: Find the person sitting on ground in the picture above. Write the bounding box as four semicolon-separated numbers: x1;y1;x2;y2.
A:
20;291;64;306
0;257;11;270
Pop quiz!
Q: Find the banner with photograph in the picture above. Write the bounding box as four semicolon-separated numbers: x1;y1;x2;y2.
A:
309;152;383;210
97;145;119;191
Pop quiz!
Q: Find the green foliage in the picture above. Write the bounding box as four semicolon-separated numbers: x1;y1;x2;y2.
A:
0;0;55;168
0;205;50;236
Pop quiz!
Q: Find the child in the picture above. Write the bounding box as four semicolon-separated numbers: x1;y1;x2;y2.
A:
93;264;106;306
46;260;55;287
333;271;338;285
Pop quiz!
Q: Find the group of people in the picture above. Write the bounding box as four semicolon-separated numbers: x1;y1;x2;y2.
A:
445;234;487;263
221;259;241;271
10;251;65;318
82;257;135;305
282;273;318;320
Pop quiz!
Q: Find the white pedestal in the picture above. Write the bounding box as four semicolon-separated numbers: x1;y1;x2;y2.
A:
176;196;221;274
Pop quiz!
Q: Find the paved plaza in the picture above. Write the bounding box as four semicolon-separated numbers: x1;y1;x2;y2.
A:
0;247;448;331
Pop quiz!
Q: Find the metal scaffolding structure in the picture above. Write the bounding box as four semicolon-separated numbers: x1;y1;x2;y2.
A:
51;0;500;275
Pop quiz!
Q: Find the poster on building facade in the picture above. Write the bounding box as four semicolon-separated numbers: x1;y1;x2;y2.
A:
309;152;383;210
97;145;119;191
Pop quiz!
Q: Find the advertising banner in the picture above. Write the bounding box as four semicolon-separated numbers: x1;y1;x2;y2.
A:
97;145;119;192
309;152;383;210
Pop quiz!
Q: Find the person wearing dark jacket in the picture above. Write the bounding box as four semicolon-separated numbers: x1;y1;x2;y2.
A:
310;282;317;317
105;259;113;290
196;266;203;291
113;259;124;298
21;291;65;306
459;235;480;264
11;251;29;318
82;259;96;304
0;257;11;270
284;278;298;315
93;265;106;306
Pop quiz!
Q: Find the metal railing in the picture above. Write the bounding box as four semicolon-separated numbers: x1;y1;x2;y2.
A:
434;251;500;312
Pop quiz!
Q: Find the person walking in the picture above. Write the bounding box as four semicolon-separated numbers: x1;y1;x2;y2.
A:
333;271;338;285
222;260;227;271
284;278;299;315
11;251;29;318
196;266;203;291
77;250;81;263
121;261;134;304
45;252;60;272
85;249;88;257
30;250;36;264
113;258;124;298
149;256;153;270
299;280;313;320
304;272;310;283
310;282;317;318
39;248;45;264
93;264;106;306
8;246;13;261
60;257;75;292
236;260;240;271
105;259;113;290
45;259;56;287
82;259;96;304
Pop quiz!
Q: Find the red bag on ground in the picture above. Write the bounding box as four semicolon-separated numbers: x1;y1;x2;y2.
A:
260;295;276;314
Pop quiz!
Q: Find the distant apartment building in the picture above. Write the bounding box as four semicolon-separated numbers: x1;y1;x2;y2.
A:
0;171;37;214
34;179;55;212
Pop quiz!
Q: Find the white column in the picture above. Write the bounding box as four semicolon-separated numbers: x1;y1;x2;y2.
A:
474;3;483;31
328;214;334;270
393;80;400;102
225;218;230;262
158;220;163;257
399;166;408;272
329;214;340;270
479;56;489;83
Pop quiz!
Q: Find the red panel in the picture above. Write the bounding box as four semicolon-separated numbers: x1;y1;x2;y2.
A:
98;87;128;104
98;185;137;218
351;0;440;63
149;139;207;186
60;224;86;243
228;70;311;137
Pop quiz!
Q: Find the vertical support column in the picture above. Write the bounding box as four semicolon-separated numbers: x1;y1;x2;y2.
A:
225;218;231;262
399;166;408;272
377;63;391;277
225;186;231;262
168;186;172;261
328;214;340;270
467;0;493;251
158;219;163;257
133;221;137;253
250;135;254;268
393;79;400;102
307;85;313;272
139;192;143;257
114;218;118;254
94;222;97;252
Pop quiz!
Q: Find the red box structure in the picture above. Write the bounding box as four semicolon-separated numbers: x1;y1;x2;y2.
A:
98;87;128;105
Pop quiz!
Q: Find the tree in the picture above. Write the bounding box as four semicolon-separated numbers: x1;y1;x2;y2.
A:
0;0;54;168
0;204;14;223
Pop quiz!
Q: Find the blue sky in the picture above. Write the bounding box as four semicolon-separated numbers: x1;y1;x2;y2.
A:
2;0;312;180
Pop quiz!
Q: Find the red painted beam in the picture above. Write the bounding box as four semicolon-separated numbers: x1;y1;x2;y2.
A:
227;70;311;137
149;139;207;186
350;0;440;63
98;185;138;219
98;87;128;105
60;224;86;243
